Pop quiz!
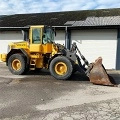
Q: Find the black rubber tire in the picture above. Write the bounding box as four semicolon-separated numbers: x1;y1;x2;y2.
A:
49;56;73;80
8;54;26;75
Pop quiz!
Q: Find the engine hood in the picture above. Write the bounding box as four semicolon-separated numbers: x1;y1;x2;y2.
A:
8;41;29;49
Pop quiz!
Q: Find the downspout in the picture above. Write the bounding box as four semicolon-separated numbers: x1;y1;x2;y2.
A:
65;26;71;49
116;28;120;70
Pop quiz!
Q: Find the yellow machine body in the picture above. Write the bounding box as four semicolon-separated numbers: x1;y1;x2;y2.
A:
0;25;58;70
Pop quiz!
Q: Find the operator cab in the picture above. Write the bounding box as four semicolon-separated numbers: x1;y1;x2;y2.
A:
22;25;55;45
31;25;55;44
28;25;55;53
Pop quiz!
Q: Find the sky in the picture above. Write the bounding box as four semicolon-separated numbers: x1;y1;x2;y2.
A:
0;0;120;15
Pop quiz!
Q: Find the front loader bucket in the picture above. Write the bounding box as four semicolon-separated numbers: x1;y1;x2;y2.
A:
89;57;114;86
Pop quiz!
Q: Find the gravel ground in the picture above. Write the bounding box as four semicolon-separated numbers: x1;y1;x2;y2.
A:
0;62;120;120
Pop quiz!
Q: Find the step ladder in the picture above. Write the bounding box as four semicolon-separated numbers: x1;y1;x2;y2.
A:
30;59;36;70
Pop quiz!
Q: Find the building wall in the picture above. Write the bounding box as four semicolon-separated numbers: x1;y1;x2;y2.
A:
0;29;118;69
0;31;23;53
54;30;65;45
71;29;117;69
54;29;117;69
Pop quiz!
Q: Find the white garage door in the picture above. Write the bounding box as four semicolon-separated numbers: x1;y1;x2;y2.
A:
54;30;65;46
0;31;23;54
71;29;117;69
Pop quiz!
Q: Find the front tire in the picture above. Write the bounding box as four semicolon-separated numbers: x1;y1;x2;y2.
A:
49;56;73;80
8;54;26;75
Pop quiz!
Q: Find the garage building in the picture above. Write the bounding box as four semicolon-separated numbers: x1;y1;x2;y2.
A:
0;8;120;70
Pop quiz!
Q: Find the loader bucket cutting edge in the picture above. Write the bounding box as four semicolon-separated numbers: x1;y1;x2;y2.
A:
89;57;114;86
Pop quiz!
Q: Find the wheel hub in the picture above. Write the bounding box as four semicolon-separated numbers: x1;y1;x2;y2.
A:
55;62;67;75
12;59;21;71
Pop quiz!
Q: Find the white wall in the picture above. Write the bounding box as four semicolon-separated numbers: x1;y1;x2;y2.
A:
71;29;117;69
0;29;118;69
54;30;65;45
0;31;23;53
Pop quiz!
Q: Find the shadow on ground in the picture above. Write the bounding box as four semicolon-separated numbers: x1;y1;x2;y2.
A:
22;69;120;84
108;74;120;84
25;69;89;81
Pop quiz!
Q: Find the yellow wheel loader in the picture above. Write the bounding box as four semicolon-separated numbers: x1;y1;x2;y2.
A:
0;25;114;86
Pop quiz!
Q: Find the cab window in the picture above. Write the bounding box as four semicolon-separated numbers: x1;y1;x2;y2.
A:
43;27;54;44
32;28;41;44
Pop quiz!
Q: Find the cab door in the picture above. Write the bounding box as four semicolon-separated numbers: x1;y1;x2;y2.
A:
29;27;42;52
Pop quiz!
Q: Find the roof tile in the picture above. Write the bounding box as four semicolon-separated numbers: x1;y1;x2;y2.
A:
0;8;120;27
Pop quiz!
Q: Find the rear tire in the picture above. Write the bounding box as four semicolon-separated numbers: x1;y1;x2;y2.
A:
49;56;73;80
8;54;26;75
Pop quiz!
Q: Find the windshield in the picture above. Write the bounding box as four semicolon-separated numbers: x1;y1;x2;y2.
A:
43;27;54;44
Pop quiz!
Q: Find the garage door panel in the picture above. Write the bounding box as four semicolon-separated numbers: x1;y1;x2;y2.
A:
0;31;23;40
72;29;117;40
72;29;117;69
54;30;65;45
0;31;23;54
0;40;23;54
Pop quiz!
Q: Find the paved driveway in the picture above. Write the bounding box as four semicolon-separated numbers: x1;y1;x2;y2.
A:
0;63;120;120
